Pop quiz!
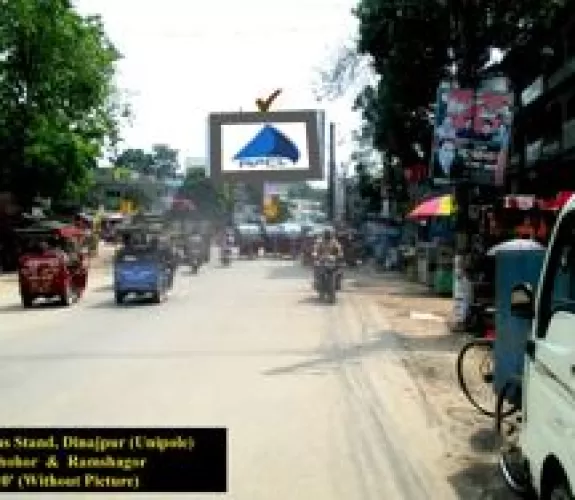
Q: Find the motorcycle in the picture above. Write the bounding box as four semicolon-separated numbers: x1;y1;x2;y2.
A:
188;248;203;274
314;255;339;304
220;246;231;266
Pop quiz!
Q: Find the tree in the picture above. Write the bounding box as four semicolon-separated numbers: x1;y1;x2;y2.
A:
178;168;227;221
0;0;128;207
276;200;292;223
115;144;180;179
115;148;154;176
151;144;179;179
319;0;566;173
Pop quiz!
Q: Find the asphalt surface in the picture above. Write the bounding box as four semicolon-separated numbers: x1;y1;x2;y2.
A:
0;252;459;499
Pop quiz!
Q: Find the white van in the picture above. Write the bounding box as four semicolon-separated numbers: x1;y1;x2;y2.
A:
502;196;575;499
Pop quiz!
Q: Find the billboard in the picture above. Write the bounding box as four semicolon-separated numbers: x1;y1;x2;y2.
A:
208;110;324;183
430;83;513;185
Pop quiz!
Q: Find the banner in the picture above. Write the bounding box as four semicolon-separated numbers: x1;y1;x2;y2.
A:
430;85;513;185
262;183;281;221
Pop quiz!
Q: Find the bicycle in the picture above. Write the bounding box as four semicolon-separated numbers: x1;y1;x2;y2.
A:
457;334;523;420
456;337;498;417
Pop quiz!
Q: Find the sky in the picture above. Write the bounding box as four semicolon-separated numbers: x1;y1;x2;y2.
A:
73;0;364;174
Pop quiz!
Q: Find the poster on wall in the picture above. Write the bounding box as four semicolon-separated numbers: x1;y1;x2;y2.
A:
430;82;513;186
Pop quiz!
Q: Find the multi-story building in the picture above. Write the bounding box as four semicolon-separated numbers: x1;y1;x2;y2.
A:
501;4;575;195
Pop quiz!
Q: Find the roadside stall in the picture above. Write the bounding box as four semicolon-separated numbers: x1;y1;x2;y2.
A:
406;194;456;291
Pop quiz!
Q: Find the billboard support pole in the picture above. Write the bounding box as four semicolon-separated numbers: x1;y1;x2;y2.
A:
328;122;336;221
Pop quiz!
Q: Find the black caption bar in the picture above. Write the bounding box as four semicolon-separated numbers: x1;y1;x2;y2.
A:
0;428;227;492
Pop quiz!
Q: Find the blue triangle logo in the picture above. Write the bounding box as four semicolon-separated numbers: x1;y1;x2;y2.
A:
233;125;300;166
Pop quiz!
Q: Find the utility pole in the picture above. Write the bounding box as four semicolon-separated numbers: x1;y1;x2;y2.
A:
328;122;336;221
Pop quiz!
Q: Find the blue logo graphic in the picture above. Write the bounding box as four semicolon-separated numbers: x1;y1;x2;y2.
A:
233;124;300;167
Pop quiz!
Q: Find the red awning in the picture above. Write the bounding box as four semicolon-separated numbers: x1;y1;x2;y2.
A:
504;192;574;211
56;225;85;239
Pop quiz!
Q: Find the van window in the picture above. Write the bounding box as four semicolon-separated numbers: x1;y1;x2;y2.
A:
537;212;575;337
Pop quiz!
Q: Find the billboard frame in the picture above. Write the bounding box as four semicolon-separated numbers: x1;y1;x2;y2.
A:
208;110;324;183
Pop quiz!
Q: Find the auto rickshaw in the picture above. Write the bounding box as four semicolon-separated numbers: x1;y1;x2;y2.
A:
113;225;173;304
15;225;89;307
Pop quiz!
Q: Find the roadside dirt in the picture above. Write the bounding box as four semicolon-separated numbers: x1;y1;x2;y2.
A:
348;269;519;500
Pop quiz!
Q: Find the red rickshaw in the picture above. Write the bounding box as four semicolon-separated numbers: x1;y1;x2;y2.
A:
15;224;89;308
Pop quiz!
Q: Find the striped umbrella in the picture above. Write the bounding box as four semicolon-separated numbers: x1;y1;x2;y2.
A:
407;194;456;219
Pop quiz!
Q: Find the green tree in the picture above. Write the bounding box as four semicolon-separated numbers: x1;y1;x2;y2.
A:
320;0;566;170
0;0;128;208
178;168;227;221
151;144;179;179
276;200;292;223
116;148;154;176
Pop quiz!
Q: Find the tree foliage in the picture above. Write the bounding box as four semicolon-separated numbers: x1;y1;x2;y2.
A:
115;144;180;179
321;0;567;173
0;0;128;207
177;167;227;221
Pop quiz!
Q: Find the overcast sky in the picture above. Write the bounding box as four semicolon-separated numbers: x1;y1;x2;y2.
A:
73;0;364;169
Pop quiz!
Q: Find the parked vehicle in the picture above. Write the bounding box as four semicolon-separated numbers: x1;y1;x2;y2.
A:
15;226;88;307
499;196;575;499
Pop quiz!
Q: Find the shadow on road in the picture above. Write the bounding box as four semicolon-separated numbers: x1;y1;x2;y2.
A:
469;426;501;454
0;300;65;315
448;460;522;499
262;331;396;376
385;331;461;353
87;296;161;309
266;264;309;280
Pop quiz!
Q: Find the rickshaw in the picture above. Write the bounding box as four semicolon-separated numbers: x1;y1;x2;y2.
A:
15;224;89;307
113;225;172;304
235;224;263;259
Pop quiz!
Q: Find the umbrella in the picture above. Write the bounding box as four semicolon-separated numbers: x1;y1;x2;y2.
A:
487;238;545;256
407;194;455;219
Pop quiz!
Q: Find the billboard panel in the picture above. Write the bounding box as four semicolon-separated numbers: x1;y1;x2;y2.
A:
208;110;324;183
430;82;513;186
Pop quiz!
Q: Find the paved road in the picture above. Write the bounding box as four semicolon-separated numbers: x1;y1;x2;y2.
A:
0;255;458;500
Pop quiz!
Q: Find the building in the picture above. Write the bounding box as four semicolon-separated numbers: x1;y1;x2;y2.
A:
89;168;169;212
500;4;575;196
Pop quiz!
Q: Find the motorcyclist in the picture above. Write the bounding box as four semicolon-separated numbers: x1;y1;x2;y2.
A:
186;231;204;264
312;228;344;290
219;228;234;259
150;236;176;288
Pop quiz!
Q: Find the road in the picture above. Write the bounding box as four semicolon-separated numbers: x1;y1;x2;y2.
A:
0;253;460;500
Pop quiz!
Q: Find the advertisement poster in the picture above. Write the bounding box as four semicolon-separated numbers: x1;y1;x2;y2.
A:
430;85;513;185
262;182;282;221
220;122;309;172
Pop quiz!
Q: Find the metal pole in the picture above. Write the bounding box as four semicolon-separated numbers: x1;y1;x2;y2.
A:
328;122;336;221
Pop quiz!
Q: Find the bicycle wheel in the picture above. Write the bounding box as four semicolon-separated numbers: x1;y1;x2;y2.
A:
457;338;497;417
495;380;523;448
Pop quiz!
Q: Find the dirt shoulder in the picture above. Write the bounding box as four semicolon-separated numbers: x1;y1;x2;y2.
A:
348;269;519;500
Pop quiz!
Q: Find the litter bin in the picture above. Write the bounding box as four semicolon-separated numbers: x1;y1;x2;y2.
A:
494;250;545;395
